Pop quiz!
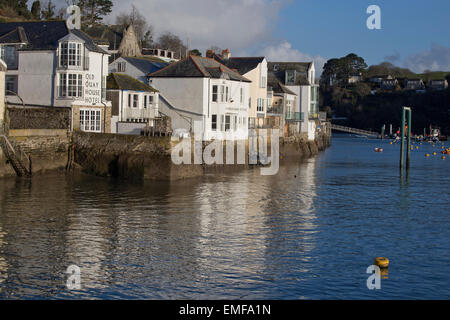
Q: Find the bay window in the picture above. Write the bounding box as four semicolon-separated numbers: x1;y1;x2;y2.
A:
212;85;218;102
59;42;82;68
59;73;83;98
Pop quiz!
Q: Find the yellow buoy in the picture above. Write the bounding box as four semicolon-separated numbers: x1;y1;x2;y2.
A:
433;152;437;155
374;257;389;268
442;156;446;160
426;154;431;157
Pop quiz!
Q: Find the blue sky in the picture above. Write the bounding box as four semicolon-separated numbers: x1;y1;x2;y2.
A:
56;0;450;73
271;0;450;70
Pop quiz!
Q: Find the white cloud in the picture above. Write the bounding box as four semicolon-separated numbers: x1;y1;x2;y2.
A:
260;41;327;75
403;44;450;73
110;0;285;54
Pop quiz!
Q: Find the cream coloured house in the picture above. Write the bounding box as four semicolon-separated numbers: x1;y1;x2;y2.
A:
207;50;268;128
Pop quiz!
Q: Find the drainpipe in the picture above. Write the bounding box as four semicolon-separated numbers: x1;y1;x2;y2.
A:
100;53;107;133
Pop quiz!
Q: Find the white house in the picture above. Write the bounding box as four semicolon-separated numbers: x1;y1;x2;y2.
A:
109;56;168;84
0;21;112;133
148;55;251;140
268;62;319;140
207;50;268;129
107;73;159;135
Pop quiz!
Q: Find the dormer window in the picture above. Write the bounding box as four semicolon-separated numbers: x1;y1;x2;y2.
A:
59;42;82;68
285;70;296;86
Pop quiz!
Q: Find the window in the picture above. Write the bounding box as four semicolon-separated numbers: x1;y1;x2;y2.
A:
118;62;126;72
220;86;224;102
133;94;139;108
5;75;18;95
285;70;296;85
80;109;101;132
128;94;131;107
149;95;153;105
234;116;237;131
248;97;251;109
144;95;147;109
1;45;18;69
59;42;82;68
261;76;266;88
211;115;217;131
240;88;244;104
59;73;82;98
225;115;231;131
225;86;229;102
212;85;218;102
257;98;265;112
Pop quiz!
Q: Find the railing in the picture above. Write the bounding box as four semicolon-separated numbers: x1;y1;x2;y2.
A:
286;112;304;121
266;106;283;115
309;113;319;120
0;122;32;177
331;124;380;138
124;106;159;121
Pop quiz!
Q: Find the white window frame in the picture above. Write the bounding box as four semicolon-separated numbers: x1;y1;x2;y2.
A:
59;73;83;98
212;85;218;102
80;109;102;133
59;41;82;68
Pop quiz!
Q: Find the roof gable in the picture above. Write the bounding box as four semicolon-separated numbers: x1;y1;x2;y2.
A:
107;73;158;92
122;57;169;74
148;56;251;82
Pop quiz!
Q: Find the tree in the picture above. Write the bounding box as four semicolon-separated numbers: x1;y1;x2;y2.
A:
320;54;367;88
16;0;31;18
157;32;187;59
41;0;56;20
189;49;202;57
31;1;41;19
116;5;153;46
78;0;113;26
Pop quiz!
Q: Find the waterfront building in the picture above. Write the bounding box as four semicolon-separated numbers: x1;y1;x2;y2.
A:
148;55;251;140
266;74;297;137
141;48;179;63
428;79;448;91
107;73;160;135
207;49;268;129
380;78;399;90
108;56;168;84
267;62;319;141
0;21;112;133
405;78;425;91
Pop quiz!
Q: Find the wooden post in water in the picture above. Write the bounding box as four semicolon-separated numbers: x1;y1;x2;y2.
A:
406;109;412;169
400;108;406;169
400;107;412;171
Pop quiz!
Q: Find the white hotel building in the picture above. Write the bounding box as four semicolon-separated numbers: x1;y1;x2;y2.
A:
0;21;111;133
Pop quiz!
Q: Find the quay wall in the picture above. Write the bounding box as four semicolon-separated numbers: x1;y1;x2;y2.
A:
72;130;331;181
0;129;71;178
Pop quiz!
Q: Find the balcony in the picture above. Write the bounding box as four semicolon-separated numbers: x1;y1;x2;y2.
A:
266;106;283;115
286;112;304;122
124;107;159;121
309;113;319;120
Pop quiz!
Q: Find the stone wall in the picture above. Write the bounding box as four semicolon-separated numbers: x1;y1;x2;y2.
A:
72;129;331;181
7;106;71;130
0;130;70;178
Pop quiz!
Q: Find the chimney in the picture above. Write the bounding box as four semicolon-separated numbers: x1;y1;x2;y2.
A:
222;48;231;59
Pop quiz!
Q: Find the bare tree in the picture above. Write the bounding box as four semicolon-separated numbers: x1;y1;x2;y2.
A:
157;32;187;59
116;5;154;47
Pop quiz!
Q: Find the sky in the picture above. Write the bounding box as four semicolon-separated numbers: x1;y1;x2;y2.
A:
56;0;450;75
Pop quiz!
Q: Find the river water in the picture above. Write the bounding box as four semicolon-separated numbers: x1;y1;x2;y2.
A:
0;135;449;299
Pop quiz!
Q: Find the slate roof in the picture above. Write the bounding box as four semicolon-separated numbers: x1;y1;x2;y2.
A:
268;61;312;86
213;55;265;75
83;24;124;51
0;21;68;50
268;73;296;95
148;56;251;82
121;56;169;74
107;73;158;92
0;21;108;54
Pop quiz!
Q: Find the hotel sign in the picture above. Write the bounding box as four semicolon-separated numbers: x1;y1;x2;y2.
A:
84;74;102;105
